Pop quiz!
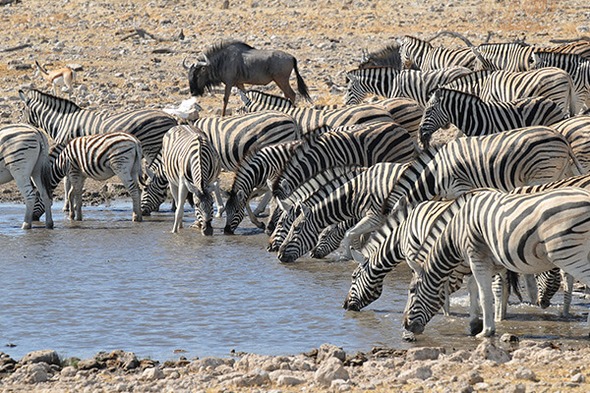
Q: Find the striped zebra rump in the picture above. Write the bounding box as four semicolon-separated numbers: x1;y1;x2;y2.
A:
52;132;144;222
194;111;301;172
268;166;367;252
419;87;569;147
533;51;590;110
386;126;583;221
272;122;417;202
552;115;590;172
404;187;590;338
277;162;408;263
541;40;590;59
162;125;221;235
0;123;54;229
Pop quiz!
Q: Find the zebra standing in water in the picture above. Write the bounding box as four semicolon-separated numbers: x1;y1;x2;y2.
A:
49;132;144;222
403;187;590;338
398;35;477;71
344;66;471;106
18;88;178;216
0;124;53;229
161;125;221;235
418;87;568;147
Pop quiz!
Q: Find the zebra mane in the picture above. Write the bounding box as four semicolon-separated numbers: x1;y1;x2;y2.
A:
478;41;531;49
433;86;483;102
22;88;81;112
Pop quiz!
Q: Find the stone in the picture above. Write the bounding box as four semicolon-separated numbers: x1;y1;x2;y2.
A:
471;340;511;364
142;366;165;381
61;366;77;377
514;367;538;381
397;365;433;382
21;349;60;366
406;347;445;361
571;373;585;383
317;343;346;363
314;357;350;386
277;374;305;386
77;357;103;370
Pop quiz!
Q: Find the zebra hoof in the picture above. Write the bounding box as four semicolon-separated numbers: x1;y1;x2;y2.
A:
469;319;484;336
46;221;54;230
22;222;32;230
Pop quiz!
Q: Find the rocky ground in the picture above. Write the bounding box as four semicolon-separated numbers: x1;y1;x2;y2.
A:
2;0;590;391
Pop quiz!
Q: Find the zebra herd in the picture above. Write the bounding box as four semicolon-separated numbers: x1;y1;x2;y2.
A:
2;33;590;340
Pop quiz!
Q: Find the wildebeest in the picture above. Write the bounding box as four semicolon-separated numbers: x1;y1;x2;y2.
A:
184;40;311;116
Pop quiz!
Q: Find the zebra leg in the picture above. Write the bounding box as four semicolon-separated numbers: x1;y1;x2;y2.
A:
466;275;483;336
522;274;538;304
212;180;225;218
63;177;71;213
172;183;189;233
69;175;86;221
562;271;574;317
32;173;53;229
253;190;272;217
14;177;37;229
492;272;508;321
469;258;496;338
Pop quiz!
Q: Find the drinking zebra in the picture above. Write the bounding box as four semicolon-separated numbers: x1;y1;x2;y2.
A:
344;66;471;106
18;88;178;216
0;124;53;229
141;110;301;216
161;125;221;235
272;122;418;202
403;187;590;338
49;132;144;222
419;87;568;147
277;162;409;263
238;89;396;133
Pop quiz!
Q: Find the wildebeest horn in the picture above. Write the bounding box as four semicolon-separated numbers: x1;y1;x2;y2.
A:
195;54;209;66
182;57;192;70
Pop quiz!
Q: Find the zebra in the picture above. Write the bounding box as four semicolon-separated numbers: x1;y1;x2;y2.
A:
419;87;568;147
383;126;585;220
343;66;472;106
398;35;477;71
540;40;590;60
238;89;396;133
552;115;590;172
403;187;590;338
471;41;535;72
533;51;590;110
277;162;409;263
309;220;355;259
141;110;301;216
268;166;367;252
224;139;304;234
272;122;418;202
0;124;53;229
18;88;178;216
161;125;221;235
345;170;590;322
49;132;144;222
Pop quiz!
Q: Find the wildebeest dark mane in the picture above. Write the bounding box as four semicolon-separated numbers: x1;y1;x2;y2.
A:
205;40;255;58
203;40;252;83
360;43;402;69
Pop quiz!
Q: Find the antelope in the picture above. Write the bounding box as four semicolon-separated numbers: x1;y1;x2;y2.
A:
35;60;75;98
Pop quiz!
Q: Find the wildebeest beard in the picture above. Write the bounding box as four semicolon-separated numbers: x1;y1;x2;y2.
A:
188;65;220;97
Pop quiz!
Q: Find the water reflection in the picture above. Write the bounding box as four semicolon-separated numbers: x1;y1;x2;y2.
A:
0;202;589;361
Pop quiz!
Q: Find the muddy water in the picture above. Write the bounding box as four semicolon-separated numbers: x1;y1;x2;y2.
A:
1;201;589;361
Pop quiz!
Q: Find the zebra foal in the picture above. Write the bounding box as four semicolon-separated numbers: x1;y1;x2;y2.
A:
0;124;53;229
404;187;590;338
162;125;221;235
50;132;144;222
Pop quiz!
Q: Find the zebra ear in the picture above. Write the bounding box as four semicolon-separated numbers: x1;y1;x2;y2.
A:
18;90;29;103
351;249;367;265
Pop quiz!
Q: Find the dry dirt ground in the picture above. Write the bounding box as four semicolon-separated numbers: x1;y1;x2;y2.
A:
1;0;590;391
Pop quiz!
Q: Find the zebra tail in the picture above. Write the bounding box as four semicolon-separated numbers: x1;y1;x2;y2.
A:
507;270;523;303
293;58;311;102
570;149;586;176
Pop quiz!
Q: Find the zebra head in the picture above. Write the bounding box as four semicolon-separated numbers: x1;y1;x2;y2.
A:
419;88;448;148
194;189;215;236
223;189;247;235
343;72;364;106
403;264;446;335
276;202;318;263
343;250;386;311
